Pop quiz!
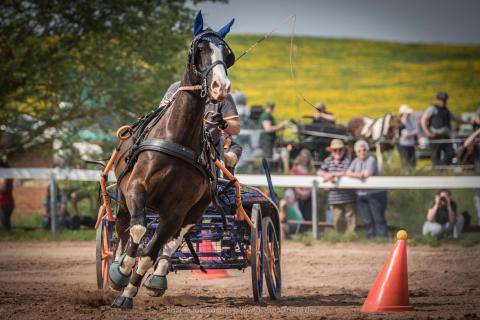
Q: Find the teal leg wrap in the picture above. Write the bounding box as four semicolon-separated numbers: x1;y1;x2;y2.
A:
109;253;132;290
144;274;168;297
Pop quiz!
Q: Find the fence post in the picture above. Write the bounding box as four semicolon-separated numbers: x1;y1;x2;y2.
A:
49;173;57;233
312;179;318;240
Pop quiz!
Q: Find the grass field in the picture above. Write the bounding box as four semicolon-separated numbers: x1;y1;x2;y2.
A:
228;35;480;123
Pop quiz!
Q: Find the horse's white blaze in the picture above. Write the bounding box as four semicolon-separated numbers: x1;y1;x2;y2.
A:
153;224;195;276
209;43;230;91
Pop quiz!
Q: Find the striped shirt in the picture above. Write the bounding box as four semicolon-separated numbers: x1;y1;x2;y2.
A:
320;155;357;205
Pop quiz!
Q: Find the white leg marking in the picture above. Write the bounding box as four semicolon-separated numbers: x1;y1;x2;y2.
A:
122;283;138;298
130;225;146;243
121;256;153;298
153;224;195;276
120;225;146;274
115;238;123;261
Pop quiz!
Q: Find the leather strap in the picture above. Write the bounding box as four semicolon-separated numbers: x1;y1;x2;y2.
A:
132;138;209;178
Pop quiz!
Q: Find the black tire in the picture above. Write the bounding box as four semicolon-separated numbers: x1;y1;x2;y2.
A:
95;220;104;289
250;204;264;302
262;216;282;300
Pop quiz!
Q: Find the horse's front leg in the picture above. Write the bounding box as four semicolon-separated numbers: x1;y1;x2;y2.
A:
110;181;147;309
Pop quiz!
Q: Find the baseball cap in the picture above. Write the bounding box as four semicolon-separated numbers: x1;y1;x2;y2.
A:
436;91;449;101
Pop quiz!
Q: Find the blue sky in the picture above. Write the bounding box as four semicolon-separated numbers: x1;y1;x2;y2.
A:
194;0;480;44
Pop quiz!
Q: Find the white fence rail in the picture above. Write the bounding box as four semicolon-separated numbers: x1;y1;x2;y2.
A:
1;168;479;189
2;168;479;237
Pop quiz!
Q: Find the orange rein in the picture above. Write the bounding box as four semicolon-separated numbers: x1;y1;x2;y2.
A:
214;160;254;229
94;125;132;229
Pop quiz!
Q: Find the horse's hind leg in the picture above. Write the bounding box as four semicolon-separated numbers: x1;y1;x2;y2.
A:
114;202;130;261
145;195;209;297
143;223;195;297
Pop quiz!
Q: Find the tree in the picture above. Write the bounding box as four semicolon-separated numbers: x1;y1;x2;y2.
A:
0;0;219;156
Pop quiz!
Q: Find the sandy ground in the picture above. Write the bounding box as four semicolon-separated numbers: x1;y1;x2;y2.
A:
0;241;479;320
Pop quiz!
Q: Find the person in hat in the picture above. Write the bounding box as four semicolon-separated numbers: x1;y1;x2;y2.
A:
346;140;388;238
317;139;357;233
397;104;417;168
421;91;470;166
259;100;287;168
313;102;336;126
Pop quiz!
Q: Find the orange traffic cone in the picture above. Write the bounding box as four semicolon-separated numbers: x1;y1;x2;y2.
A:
192;238;228;280
361;230;414;312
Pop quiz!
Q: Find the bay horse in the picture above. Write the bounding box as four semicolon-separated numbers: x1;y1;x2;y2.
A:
347;114;403;170
109;12;236;309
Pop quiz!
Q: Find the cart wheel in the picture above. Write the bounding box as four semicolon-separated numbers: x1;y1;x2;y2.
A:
262;216;281;300
250;204;264;302
96;219;114;289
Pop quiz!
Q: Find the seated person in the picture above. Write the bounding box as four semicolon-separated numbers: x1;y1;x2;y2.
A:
422;189;464;239
313;102;336;126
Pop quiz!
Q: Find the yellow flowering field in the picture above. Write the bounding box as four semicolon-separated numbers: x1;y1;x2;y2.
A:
228;35;480;124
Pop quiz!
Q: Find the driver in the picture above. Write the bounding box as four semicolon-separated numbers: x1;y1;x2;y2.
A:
161;81;242;173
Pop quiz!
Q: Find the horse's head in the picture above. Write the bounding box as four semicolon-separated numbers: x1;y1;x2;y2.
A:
387;115;404;143
188;11;235;102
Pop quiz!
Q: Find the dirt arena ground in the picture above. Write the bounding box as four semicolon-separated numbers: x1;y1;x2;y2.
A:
0;241;479;320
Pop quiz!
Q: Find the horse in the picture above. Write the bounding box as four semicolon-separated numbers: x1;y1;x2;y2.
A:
108;12;236;309
347;114;403;170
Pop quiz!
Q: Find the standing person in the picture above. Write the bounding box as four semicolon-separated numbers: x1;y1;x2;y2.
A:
0;160;14;231
397;104;417;168
317;139;357;233
259;101;287;168
421;91;469;166
346;140;388;238
464;107;480;225
422;189;464;239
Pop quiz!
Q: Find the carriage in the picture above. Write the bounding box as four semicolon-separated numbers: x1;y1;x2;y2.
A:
288;119;353;165
94;159;282;302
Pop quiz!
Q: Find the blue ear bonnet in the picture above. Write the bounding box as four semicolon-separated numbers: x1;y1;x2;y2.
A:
189;30;235;70
189;11;235;69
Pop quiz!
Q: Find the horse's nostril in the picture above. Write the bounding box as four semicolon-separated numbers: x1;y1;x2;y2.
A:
211;80;220;91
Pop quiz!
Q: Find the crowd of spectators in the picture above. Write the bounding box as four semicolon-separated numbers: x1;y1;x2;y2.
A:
271;92;480;240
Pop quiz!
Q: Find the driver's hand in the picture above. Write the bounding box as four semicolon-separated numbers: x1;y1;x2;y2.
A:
211;113;228;129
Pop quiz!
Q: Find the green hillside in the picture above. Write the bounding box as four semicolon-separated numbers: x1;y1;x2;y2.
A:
227;35;480;123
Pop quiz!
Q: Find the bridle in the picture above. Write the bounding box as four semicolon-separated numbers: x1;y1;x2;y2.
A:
188;29;235;98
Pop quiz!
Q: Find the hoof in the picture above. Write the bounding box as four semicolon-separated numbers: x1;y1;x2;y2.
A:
109;254;131;291
111;295;133;309
144;274;167;297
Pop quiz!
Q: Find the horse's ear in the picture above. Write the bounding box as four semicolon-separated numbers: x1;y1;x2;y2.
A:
217;18;234;39
193;11;204;36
